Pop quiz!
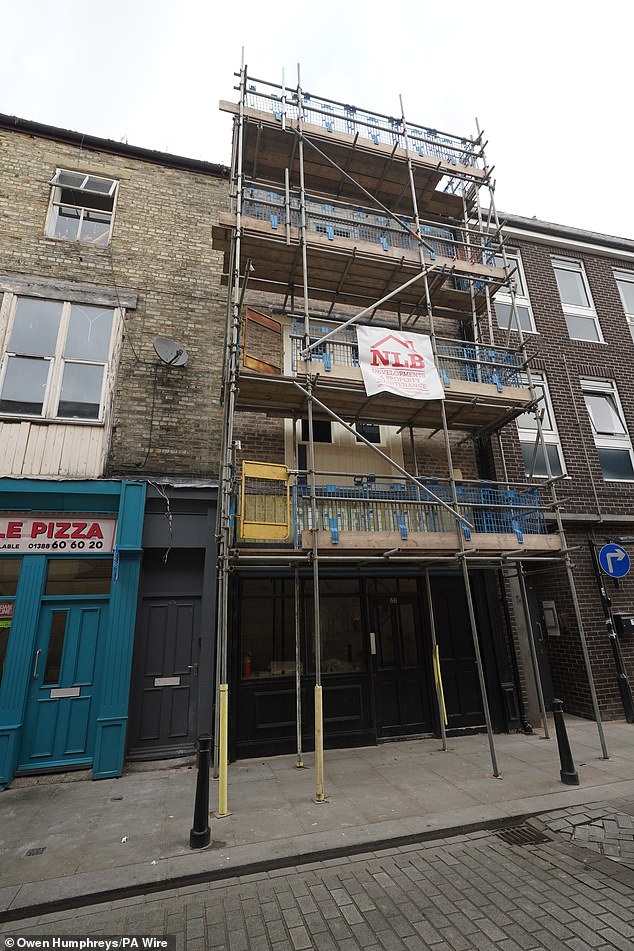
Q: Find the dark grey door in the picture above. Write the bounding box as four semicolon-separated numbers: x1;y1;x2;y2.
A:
431;576;485;729
370;593;431;737
127;596;201;757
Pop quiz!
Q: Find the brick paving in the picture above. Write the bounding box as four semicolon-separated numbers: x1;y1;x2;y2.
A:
2;818;634;950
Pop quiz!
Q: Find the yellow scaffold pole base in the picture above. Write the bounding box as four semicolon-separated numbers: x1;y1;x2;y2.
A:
214;683;232;818
433;646;448;727
314;684;327;803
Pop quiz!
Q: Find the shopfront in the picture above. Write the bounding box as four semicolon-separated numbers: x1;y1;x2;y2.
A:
233;570;519;758
0;479;145;786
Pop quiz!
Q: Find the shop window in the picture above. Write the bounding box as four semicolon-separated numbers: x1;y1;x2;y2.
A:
581;379;634;481
46;169;118;247
0;561;20;689
241;578;295;678
305;578;364;674
0;296;118;422
45;559;113;595
553;259;603;342
0;559;21;595
493;252;536;333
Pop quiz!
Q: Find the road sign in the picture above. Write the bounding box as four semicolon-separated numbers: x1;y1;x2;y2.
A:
598;544;631;578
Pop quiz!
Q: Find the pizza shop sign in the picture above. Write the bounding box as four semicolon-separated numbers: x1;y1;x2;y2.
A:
0;516;117;553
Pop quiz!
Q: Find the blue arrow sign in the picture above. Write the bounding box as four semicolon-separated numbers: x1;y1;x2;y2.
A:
599;543;631;578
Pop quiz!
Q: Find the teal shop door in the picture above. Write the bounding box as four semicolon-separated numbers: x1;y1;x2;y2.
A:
17;601;108;771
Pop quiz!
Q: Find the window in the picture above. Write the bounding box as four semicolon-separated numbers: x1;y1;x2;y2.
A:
493;252;536;333
581;379;634;480
355;422;381;444
46;169;118;247
516;373;565;478
300;419;332;442
553;259;603;342
614;270;634;343
0;295;117;422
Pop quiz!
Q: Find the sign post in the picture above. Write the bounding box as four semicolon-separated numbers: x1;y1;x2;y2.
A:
590;542;634;723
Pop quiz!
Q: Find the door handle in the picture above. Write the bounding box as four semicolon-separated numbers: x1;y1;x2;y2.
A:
188;663;199;677
33;649;42;679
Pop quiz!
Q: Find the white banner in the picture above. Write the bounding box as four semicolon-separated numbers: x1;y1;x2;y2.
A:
357;327;445;401
0;516;117;554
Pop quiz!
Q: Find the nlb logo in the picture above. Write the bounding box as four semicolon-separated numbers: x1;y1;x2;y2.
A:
369;334;426;371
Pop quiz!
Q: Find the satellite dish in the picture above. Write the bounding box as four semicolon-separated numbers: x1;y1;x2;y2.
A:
153;337;188;367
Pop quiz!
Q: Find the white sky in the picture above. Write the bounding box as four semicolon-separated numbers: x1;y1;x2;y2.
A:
3;0;633;239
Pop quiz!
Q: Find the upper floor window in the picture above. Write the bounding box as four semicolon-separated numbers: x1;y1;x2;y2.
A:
516;373;565;478
614;270;634;343
0;295;117;422
581;379;634;480
46;170;118;248
493;252;536;333
552;258;603;342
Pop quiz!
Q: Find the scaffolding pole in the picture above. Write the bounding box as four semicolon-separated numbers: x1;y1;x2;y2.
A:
485;157;609;759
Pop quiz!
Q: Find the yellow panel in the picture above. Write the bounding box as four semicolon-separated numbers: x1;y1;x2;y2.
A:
242;460;288;481
240;523;291;540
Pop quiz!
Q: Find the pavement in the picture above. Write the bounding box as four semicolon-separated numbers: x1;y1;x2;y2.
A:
2;714;634;924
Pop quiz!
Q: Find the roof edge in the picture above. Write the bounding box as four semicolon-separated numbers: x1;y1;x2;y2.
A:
497;211;634;255
0;114;229;178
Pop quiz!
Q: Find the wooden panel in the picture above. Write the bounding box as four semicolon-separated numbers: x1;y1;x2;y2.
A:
213;215;503;317
220;101;481;217
0;274;137;309
233;371;532;434
0;421;106;477
302;530;563;555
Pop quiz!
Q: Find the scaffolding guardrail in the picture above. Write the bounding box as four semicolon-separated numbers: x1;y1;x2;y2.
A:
244;79;481;169
242;185;496;264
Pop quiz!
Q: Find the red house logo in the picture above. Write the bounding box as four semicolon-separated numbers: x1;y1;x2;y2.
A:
369;334;426;371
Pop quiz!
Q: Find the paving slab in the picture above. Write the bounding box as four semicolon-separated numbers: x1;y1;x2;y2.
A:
2;715;634;920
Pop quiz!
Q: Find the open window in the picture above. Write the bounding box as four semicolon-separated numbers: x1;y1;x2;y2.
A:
46;169;118;247
581;379;634;480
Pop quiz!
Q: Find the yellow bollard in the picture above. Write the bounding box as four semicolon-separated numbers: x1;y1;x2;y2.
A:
217;683;230;817
314;684;325;802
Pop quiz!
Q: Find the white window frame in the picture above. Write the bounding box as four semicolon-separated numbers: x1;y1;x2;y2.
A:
0;294;120;424
516;372;565;478
552;258;604;343
45;168;119;247
581;378;634;481
493;251;536;334
614;269;634;343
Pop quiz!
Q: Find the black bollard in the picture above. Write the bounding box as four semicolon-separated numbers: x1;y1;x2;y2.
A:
189;734;212;849
551;699;580;786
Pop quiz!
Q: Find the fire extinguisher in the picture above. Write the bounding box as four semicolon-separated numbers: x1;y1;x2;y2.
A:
242;653;252;678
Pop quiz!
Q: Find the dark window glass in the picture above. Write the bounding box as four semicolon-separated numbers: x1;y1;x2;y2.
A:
521;441;563;478
0;618;10;689
45;559;112;595
305;579;364;673
0;560;21;596
356;423;381;443
241;578;295;678
43;611;68;685
301;419;332;442
597;448;634;481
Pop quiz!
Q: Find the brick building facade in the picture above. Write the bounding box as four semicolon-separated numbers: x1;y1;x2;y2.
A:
0;116;228;785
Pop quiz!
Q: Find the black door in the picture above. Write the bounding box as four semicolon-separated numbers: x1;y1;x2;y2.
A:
369;586;432;737
127;549;203;759
430;576;485;729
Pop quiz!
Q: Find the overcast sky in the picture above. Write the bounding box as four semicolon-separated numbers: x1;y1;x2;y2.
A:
3;0;632;239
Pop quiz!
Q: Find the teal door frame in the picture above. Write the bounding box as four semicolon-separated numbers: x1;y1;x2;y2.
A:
0;479;145;787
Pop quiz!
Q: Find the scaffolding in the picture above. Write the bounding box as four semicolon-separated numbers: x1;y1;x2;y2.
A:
213;61;607;796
